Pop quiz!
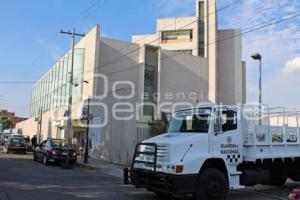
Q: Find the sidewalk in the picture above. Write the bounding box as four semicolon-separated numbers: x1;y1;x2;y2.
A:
76;156;125;179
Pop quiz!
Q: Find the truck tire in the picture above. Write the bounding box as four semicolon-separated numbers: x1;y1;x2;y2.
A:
154;192;166;197
196;168;228;200
269;177;287;186
269;169;287;186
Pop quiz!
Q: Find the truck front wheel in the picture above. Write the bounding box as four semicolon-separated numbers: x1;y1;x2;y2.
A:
196;168;228;200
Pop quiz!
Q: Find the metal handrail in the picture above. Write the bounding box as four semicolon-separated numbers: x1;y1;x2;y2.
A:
242;104;300;145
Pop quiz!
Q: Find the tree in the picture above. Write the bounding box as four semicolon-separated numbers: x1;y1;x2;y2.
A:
1;119;13;130
148;112;169;136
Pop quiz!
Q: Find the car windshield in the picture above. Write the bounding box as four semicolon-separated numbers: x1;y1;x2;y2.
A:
11;135;23;138
51;140;66;148
11;138;25;143
168;108;211;133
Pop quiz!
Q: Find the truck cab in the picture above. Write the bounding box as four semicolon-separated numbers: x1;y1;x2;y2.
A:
124;105;243;200
124;105;300;200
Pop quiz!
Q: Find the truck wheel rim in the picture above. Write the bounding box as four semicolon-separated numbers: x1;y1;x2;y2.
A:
207;181;222;198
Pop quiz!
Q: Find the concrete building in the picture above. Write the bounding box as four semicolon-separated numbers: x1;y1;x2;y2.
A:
0;110;27;129
133;0;246;104
17;0;246;165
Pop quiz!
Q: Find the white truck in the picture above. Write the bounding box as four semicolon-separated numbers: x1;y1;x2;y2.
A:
124;105;300;200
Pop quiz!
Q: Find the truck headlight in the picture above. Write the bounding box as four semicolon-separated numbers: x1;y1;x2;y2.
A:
157;164;183;174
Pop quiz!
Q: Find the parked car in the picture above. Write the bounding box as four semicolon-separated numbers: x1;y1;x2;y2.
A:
4;137;27;154
289;188;300;200
33;139;77;167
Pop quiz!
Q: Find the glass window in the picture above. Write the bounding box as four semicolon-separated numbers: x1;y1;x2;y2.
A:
162;30;193;44
168;109;211;133
221;110;237;132
174;49;193;55
143;46;158;116
214;110;238;133
29;49;85;115
198;1;205;57
72;49;85;104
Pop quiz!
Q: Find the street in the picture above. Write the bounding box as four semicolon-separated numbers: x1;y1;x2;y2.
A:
0;152;298;200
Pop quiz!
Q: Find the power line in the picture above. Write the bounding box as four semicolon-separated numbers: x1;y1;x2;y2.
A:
20;11;300;116
2;9;300;86
20;0;241;83
87;0;242;71
5;0;239;83
84;9;300;82
224;0;281;25
73;9;300;81
29;0;110;79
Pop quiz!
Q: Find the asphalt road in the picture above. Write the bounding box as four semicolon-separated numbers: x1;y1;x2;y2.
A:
0;152;299;200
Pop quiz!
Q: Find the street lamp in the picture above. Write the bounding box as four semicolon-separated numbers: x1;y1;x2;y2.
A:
251;52;262;124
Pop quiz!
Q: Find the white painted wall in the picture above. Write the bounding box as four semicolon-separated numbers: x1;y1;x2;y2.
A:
217;29;245;105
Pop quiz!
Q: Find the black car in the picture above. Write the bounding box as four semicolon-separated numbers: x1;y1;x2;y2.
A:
33;139;77;167
4;137;27;154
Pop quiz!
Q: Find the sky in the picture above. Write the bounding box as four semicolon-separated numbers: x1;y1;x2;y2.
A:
0;0;300;117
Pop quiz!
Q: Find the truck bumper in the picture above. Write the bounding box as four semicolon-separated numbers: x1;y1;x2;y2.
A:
124;168;197;194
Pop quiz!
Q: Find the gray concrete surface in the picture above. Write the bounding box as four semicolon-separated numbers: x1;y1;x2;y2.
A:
0;151;299;200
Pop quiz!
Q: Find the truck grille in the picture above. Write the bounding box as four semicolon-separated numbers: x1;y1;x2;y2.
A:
133;143;169;171
157;144;169;163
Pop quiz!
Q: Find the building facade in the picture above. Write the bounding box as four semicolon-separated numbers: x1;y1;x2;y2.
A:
17;0;246;165
0;110;27;129
133;0;246;104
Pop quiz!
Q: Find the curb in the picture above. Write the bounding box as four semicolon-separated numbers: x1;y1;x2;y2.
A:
76;162;96;170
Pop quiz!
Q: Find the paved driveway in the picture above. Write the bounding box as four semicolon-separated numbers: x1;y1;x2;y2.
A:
0;152;298;200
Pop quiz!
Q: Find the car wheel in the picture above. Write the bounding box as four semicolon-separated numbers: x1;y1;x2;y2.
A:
43;155;48;165
196;168;228;200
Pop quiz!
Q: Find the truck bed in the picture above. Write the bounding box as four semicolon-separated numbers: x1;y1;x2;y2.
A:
243;125;300;161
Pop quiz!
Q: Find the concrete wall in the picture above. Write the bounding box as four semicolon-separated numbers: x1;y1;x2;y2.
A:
158;17;198;56
88;37;141;165
90;37;211;165
17;23;246;166
132;34;158;46
132;16;199;56
159;49;209;112
217;29;245;105
206;0;218;103
15;118;37;138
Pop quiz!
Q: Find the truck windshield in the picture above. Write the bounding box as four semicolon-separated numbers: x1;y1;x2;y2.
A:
168;109;211;133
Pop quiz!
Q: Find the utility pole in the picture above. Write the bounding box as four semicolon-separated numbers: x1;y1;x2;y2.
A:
84;96;90;164
251;52;262;125
60;29;85;141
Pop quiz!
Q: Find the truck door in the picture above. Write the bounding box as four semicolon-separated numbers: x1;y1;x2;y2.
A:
212;108;242;165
